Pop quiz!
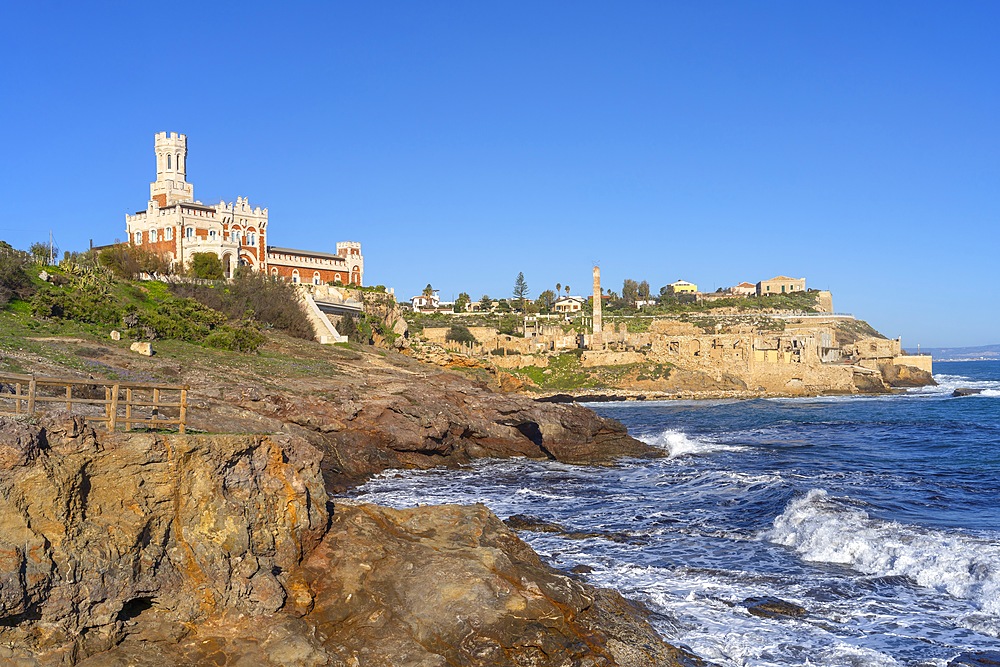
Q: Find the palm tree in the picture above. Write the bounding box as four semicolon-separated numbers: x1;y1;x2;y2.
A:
564;285;570;296
556;283;561;299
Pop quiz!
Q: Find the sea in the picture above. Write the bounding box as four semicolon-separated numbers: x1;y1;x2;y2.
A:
349;360;1000;666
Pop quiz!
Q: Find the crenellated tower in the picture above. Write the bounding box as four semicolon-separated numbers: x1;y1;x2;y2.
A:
150;131;193;207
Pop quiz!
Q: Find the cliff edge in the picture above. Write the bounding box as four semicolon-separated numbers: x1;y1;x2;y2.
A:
0;416;703;666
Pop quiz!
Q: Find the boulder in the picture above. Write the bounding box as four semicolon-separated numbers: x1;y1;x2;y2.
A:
129;341;153;356
953;387;985;397
744;596;807;619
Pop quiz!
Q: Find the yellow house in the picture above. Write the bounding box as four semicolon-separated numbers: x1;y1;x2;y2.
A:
668;279;698;294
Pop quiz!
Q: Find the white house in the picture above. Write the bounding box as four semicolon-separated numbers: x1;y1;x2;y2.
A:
553;295;586;313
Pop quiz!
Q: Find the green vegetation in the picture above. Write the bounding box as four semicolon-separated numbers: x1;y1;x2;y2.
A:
445;324;476;344
0;242;35;307
189;253;225;280
512;350;674;391
171;273;314;340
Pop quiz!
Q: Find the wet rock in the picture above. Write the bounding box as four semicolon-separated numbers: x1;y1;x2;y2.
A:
298;502;704;667
744;596;807;619
953;387;985;397
949;651;1000;667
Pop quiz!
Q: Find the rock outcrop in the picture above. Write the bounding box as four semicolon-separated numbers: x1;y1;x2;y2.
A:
0;415;327;664
0;417;700;666
232;370;660;492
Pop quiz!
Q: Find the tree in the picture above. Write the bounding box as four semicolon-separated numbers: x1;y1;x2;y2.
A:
555;283;562;297
454;292;471;313
638;280;650;301
29;241;57;265
537;289;556;311
422;283;435;296
513;272;529;311
564;285;570;296
445;324;477;345
622;279;639;307
479;294;493;311
189;253;225;280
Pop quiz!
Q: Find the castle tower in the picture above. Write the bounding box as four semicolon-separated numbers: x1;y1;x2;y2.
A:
592;266;602;334
149;131;194;207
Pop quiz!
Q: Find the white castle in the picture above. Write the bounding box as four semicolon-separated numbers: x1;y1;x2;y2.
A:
125;132;363;285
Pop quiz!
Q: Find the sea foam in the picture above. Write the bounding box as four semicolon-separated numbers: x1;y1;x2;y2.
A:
765;489;1000;617
638;429;742;459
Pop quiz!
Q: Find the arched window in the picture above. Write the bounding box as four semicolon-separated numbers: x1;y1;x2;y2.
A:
291;269;300;284
334;274;342;283
313;272;321;286
167;154;172;170
134;231;142;245
209;230;216;240
164;227;173;241
186;227;193;239
248;232;256;247
271;268;278;277
149;229;158;243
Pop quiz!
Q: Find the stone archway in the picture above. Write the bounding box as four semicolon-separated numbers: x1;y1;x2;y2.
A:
222;253;233;279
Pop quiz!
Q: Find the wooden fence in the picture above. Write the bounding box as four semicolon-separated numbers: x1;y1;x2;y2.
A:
0;372;188;433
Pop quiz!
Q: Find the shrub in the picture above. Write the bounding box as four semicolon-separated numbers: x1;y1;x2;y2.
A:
445;324;477;344
189;253;225;280
99;244;172;279
170;272;314;340
0;242;35;307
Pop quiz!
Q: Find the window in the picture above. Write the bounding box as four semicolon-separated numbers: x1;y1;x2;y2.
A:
149;229;157;243
167;154;172;170
164;227;173;240
313;272;321;286
134;231;142;245
291;269;300;284
248;232;256;247
271;268;278;277
186;227;193;239
334;274;342;283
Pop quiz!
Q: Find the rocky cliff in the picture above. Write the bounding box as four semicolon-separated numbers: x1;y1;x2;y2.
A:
0;416;702;666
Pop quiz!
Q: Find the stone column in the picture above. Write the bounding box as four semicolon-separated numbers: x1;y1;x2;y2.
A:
592;266;602;335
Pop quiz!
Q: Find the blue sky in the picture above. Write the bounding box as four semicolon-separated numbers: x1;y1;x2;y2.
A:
1;2;997;347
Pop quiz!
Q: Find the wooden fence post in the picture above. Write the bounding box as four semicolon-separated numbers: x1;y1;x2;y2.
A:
179;389;187;434
152;388;160;429
15;382;21;414
125;388;132;431
108;384;119;432
66;385;72;411
27;378;36;414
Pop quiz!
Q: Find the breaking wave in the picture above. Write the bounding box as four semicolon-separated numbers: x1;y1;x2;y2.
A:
765;489;1000;618
637;428;743;459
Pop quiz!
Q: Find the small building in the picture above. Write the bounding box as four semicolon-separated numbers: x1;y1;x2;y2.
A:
667;280;698;295
553;296;586;313
410;294;440;312
756;276;806;296
729;282;757;297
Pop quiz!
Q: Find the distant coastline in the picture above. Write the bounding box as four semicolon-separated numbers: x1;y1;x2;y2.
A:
919;345;1000;363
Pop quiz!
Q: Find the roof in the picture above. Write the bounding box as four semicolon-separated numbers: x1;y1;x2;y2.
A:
266;246;346;261
735;282;755;288
554;295;585;302
764;275;801;281
670;279;696;285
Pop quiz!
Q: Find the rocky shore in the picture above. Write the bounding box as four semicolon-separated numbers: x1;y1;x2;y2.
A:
0;335;714;665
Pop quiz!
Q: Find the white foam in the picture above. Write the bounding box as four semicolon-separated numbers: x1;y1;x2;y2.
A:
638;428;742;459
765;489;1000;617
